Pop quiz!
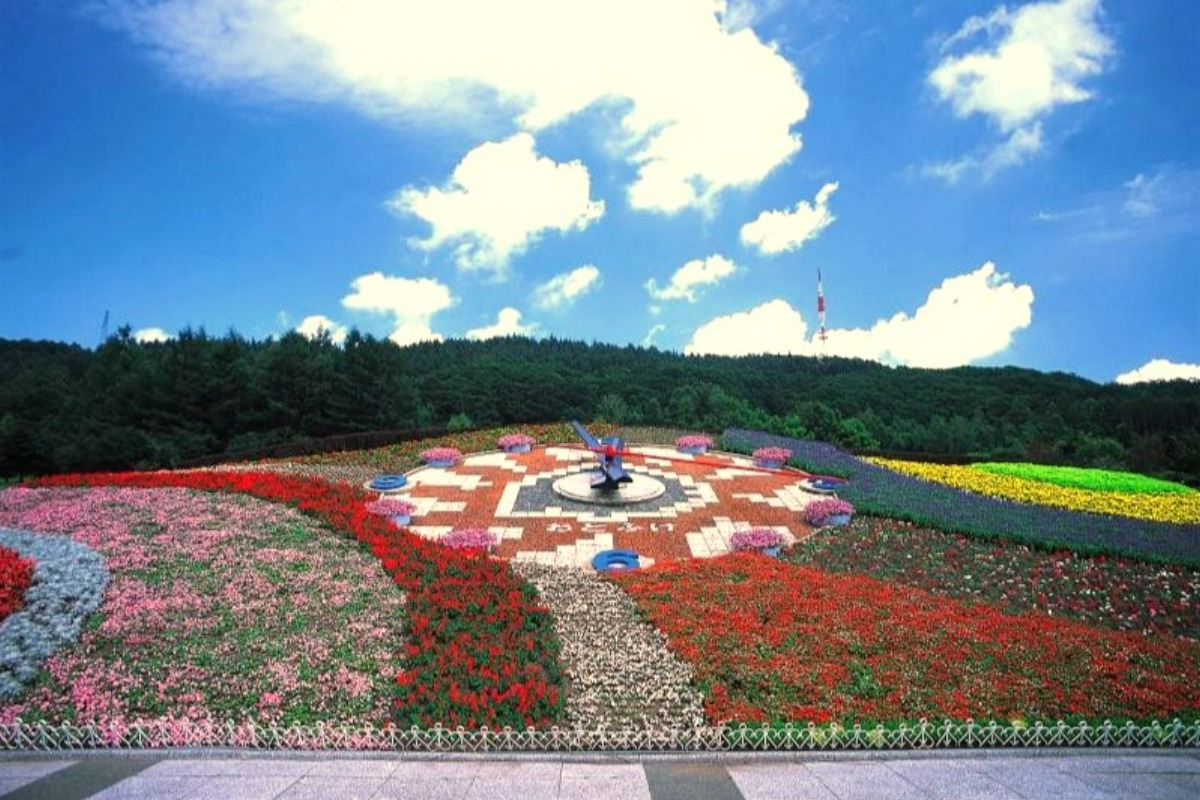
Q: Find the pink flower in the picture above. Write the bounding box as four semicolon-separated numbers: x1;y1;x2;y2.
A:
729;528;783;552
753;446;792;464
441;527;498;551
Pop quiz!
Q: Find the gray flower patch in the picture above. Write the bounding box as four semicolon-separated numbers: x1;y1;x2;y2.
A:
0;527;110;700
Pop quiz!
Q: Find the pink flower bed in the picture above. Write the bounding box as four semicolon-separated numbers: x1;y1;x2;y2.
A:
0;487;405;729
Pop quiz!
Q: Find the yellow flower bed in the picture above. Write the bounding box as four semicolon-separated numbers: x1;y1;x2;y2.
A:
866;458;1200;524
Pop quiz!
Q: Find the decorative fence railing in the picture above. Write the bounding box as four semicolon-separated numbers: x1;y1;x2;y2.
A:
3;719;1197;752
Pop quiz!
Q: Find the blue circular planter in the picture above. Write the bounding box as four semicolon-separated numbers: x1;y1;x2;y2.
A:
424;459;456;468
502;444;532;454
677;445;708;455
592;549;641;572
390;514;411;526
369;474;408;491
825;513;852;527
754;459;784;470
811;479;841;492
762;545;782;558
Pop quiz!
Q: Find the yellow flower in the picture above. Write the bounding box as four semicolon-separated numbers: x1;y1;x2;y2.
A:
865;458;1200;524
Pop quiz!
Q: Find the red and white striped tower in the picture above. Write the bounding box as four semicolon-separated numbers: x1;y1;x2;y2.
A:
817;267;827;348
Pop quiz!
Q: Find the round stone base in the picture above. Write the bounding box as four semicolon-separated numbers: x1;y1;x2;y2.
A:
552;471;667;506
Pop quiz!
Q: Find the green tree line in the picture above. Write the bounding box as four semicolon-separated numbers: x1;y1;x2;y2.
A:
2;328;1197;484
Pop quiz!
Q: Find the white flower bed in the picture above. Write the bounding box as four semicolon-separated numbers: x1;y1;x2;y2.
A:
511;562;705;730
0;528;109;700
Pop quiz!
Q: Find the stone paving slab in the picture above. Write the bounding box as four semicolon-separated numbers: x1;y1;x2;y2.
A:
2;751;1199;800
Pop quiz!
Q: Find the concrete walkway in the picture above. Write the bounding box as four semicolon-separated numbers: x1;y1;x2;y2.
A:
1;750;1197;799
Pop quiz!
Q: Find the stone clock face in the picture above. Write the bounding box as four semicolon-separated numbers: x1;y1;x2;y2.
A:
395;445;819;568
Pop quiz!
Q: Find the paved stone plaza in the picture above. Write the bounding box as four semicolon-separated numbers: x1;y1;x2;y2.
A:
2;750;1198;799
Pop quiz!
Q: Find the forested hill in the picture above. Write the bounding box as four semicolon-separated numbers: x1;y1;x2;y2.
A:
2;330;1197;483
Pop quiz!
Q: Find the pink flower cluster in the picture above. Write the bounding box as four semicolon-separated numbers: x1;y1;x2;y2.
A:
753;447;792;464
441;527;498;551
497;433;536;449
805;497;855;526
729;528;783;552
421;447;462;463
364;498;415;517
675;434;714;449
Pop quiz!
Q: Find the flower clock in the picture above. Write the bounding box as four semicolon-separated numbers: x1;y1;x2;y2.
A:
397;442;821;566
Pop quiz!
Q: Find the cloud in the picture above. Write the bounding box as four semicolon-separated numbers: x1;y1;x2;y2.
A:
533;265;602;310
924;0;1113;181
686;262;1034;367
133;327;171;343
642;323;668;348
388;321;443;348
646;255;738;302
922;123;1043;183
389;134;603;278
102;0;809;213
295;314;348;345
1115;359;1200;385
740;182;838;255
465;307;539;340
1033;166;1200;242
685;298;808;356
340;271;455;347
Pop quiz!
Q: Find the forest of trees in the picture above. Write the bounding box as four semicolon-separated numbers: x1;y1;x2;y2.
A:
2;328;1198;484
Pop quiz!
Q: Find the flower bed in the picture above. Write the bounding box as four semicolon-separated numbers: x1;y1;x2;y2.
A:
0;527;110;701
752;447;791;467
675;434;713;454
614;553;1200;726
0;543;34;623
804;498;855;527
364;497;415;524
441;527;497;551
25;471;565;731
789;517;1200;640
723;429;1200;564
0;489;400;723
869;457;1200;524
421;447;462;466
729;529;782;553
497;433;536;453
973;463;1194;495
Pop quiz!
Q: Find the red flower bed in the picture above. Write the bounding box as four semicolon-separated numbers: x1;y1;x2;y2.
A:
613;553;1200;726
30;470;564;730
0;544;35;622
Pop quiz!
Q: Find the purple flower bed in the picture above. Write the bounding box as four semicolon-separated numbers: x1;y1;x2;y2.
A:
723;429;1200;565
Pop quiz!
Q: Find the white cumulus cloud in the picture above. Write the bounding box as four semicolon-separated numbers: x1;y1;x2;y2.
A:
740;182;838;255
295;314;348;344
533;265;602;310
133;327;171;343
686;262;1034;368
465;307;539;340
1115;359;1200;385
646;255;738;303
340;271;456;347
390;133;603;278
102;0;809;213
924;0;1113;181
388;321;443;348
684;298;808;356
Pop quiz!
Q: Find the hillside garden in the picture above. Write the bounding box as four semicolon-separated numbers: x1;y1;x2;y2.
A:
1;424;1197;750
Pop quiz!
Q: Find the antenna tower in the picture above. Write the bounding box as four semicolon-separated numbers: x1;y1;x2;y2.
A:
99;310;110;345
817;268;827;352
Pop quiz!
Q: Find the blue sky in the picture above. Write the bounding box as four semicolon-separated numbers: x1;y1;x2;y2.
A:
2;0;1197;385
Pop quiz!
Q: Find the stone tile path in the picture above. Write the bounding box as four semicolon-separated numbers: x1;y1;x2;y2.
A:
2;751;1197;799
